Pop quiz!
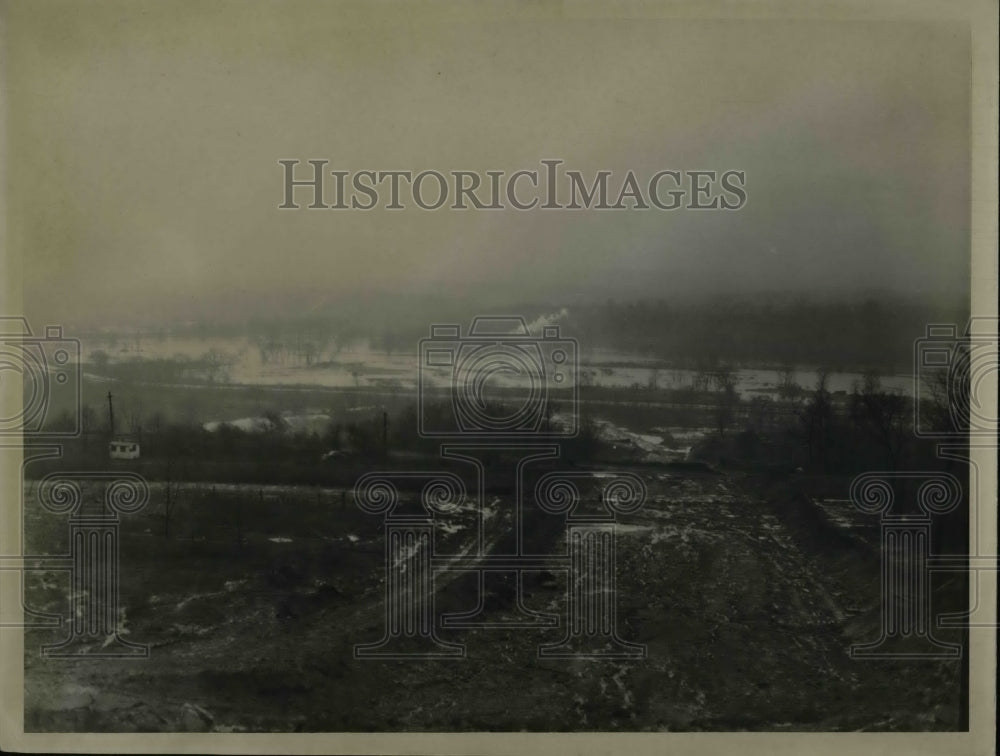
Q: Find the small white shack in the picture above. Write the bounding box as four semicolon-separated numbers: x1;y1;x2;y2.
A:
109;438;141;460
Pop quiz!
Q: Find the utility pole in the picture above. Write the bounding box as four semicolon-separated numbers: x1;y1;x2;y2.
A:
107;391;115;439
382;410;388;460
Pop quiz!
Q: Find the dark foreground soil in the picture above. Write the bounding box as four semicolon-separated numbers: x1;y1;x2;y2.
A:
22;467;965;732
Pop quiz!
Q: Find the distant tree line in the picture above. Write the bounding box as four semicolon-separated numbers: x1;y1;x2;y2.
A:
567;296;968;372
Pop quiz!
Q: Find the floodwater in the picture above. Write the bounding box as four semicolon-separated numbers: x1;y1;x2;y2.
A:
78;333;915;399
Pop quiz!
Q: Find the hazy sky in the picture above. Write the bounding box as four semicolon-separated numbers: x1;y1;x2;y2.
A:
6;2;971;327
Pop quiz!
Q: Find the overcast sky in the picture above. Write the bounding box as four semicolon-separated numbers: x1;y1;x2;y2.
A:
6;2;970;327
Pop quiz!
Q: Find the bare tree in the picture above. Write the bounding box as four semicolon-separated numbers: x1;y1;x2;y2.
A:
799;371;834;468
748;395;776;434
711;365;740;437
80;405;98;451
923;340;969;436
163;465;174;537
850;370;910;470
162;448;179;537
777;364;799;400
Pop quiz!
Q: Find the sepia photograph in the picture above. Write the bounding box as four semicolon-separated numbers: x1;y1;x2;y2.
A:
0;1;996;754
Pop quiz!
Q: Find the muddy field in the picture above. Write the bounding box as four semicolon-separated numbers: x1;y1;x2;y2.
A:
21;463;965;732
